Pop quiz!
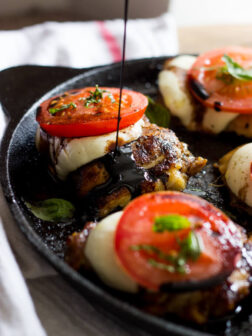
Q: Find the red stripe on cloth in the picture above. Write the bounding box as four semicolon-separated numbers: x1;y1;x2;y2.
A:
97;21;122;62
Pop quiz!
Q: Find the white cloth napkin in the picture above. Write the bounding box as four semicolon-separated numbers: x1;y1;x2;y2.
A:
0;13;178;335
0;13;177;71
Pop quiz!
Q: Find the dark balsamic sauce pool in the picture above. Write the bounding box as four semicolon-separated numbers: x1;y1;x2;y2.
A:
85;143;146;218
188;78;210;100
101;145;144;196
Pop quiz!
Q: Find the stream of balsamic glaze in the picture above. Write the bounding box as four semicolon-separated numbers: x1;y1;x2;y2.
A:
81;0;134;219
114;0;129;156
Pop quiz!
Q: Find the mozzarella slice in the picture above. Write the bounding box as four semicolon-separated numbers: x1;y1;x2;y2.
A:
225;143;252;207
158;55;196;127
85;211;138;293
37;117;145;180
168;55;196;70
158;69;194;127
203;108;238;134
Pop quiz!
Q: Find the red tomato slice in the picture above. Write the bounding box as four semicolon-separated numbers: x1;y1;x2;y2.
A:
188;46;252;113
114;191;242;291
36;87;148;137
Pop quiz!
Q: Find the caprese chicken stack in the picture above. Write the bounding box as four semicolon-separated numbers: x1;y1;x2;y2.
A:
36;86;206;218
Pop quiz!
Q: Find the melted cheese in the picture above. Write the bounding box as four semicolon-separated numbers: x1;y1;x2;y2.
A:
225;143;252;207
37;117;145;180
85;211;138;293
158;55;196;127
158;69;194;127
203;108;238;134
158;55;239;133
168;55;196;70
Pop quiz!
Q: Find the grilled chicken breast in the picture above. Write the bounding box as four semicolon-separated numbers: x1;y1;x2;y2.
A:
37;117;206;218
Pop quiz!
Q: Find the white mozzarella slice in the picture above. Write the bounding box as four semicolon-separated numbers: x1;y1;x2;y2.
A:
158;55;196;127
158;69;194;127
168;55;196;70
85;211;138;293
49;117;144;180
202;108;238;134
225;143;252;207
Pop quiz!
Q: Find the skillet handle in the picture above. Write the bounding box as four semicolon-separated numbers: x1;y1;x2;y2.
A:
0;65;92;121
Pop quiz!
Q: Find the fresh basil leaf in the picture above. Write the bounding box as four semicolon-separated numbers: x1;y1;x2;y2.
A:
153;214;191;232
221;54;252;81
49;102;76;115
179;231;201;261
26;198;75;222
145;97;170;128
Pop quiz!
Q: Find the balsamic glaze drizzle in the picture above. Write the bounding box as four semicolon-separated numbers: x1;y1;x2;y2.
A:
96;143;145;195
86;142;147;218
214;101;223;112
114;0;129;157
189;78;210;100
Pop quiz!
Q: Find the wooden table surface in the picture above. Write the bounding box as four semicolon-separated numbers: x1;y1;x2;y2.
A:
178;25;252;53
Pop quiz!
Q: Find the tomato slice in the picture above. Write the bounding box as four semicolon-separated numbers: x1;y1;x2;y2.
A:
114;191;242;291
188;46;252;113
36;87;148;137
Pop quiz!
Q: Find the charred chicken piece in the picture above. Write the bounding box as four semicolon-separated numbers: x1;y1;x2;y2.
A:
37;111;206;218
68;120;206;218
65;221;96;270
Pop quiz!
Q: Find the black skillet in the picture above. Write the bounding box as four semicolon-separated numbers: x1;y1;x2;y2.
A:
0;58;251;336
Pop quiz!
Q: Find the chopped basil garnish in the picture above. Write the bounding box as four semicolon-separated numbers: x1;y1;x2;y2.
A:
84;85;107;107
131;244;176;263
49;102;76;115
26;198;75;222
131;230;201;274
148;259;176;273
216;54;252;83
145;97;170;128
153;214;191;232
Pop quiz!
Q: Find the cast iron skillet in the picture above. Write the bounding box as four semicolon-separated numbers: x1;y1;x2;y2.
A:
0;58;251;336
